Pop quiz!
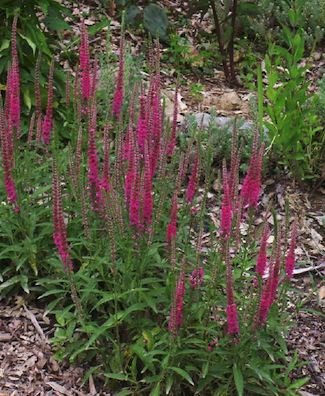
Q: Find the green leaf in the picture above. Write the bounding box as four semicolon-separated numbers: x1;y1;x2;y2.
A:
19;33;36;55
22;88;32;110
115;390;133;396
170;367;194;386
44;7;71;31
237;2;261;16
0;275;24;291
165;376;173;394
233;364;244;396
150;382;160;396
20;275;29;294
88;19;111;36
104;372;129;381
0;39;10;53
143;4;169;41
288;377;309;389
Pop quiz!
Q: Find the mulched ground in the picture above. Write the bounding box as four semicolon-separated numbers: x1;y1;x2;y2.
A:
0;300;94;396
288;277;325;395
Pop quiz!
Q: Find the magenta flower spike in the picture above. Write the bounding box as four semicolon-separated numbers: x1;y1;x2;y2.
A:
87;101;101;209
169;271;186;335
0;105;19;212
269;229;282;306
226;303;240;334
285;220;297;279
185;148;199;204
112;36;125;119
129;173;141;228
167;85;178;157
101;124;111;192
79;20;91;101
166;193;177;243
150;78;162;175
256;223;269;277
175;271;185;328
257;274;272;325
220;161;232;239
52;162;72;271
241;134;264;209
42;61;54;145
189;267;204;289
136;93;147;153
142;142;153;228
9;16;20;133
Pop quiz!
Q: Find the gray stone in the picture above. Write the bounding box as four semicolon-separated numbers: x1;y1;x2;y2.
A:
189;112;254;131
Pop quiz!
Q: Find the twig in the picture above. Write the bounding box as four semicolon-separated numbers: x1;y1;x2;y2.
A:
23;304;47;343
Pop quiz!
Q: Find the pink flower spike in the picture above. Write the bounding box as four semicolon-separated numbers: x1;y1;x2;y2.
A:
168;271;185;336
186;148;199;204
189;267;204;289
220;161;232;239
167;85;178;156
137;93;147;152
42;61;54;145
8;16;20;133
240;133;264;209
112;36;125;119
226;303;239;334
101;124;111;192
256;223;269;277
285;220;297;279
79;20;91;101
142;142;153;228
52;161;73;272
166;193;177;243
269;229;282;306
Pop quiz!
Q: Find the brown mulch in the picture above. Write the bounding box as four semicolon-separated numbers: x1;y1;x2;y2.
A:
0;300;97;396
288;276;325;395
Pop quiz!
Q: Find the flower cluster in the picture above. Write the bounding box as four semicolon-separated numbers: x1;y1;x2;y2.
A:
80;20;91;101
42;61;54;145
168;271;185;335
52;162;72;271
241;131;264;208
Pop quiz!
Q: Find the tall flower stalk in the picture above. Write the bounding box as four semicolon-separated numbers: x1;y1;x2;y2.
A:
79;20;91;102
112;36;125;119
0;104;19;212
285;220;297;279
220;161;232;239
52;160;72;271
8;16;20;135
42;60;54;145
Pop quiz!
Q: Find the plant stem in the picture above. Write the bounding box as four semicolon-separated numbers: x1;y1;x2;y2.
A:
228;0;238;85
210;0;230;82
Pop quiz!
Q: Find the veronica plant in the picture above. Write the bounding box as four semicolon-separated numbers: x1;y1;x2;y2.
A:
0;20;307;396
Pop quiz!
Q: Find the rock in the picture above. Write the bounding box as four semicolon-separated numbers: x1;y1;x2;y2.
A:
186;112;254;131
313;52;322;61
203;91;242;111
163;89;186;123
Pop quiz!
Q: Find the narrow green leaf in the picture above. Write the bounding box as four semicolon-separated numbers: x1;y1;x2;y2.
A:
170;367;194;386
233;364;244;396
104;372;128;381
150;382;160;396
19;33;36;55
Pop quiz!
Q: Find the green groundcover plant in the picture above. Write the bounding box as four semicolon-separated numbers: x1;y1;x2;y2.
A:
0;19;307;395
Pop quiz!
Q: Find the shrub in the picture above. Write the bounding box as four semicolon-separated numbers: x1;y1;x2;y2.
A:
260;29;323;180
0;21;307;395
